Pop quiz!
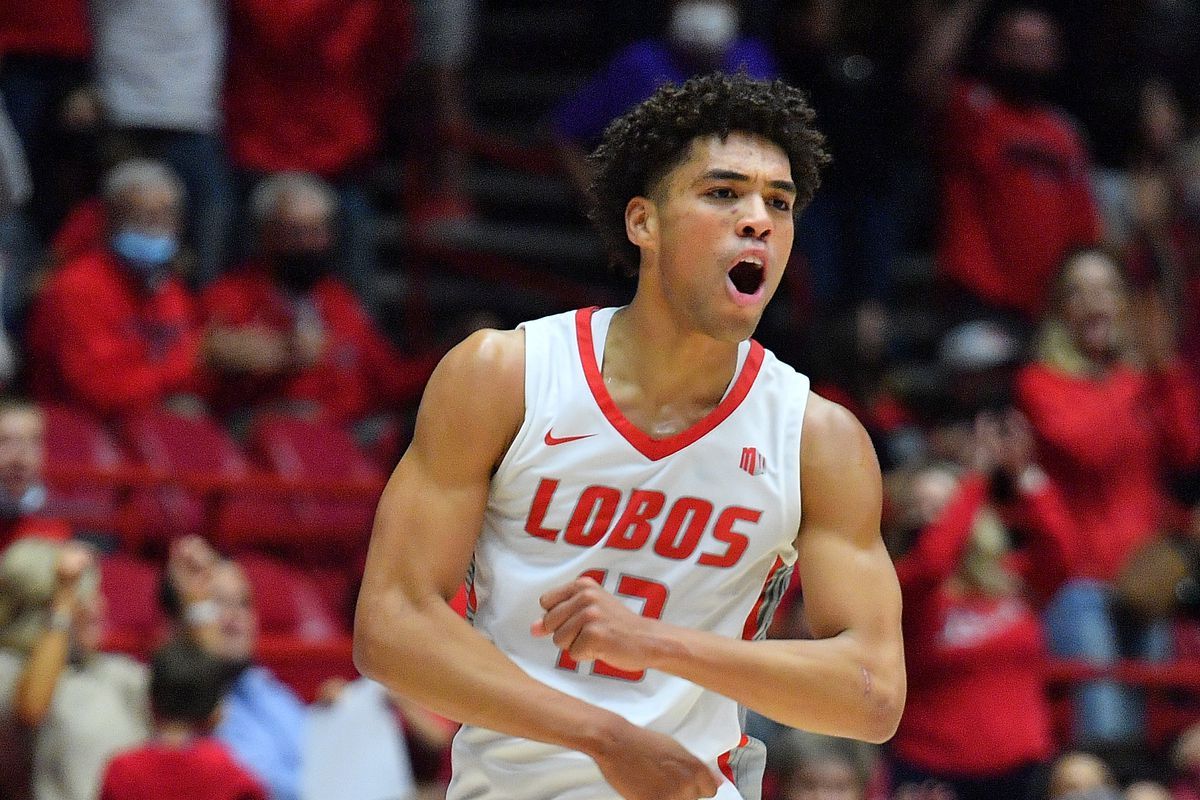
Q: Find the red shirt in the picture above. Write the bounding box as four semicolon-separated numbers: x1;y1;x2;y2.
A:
100;738;267;800
27;249;206;419
0;0;90;59
223;0;412;176
202;263;435;422
1016;360;1200;581
892;474;1076;775
0;514;71;551
938;80;1099;318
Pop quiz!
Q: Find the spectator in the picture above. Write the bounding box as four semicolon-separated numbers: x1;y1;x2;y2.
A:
1172;722;1200;800
27;159;209;420
99;638;266;800
160;537;305;800
770;0;911;308
223;0;413;300
0;0;94;240
0;539;149;800
885;411;1077;800
202;172;435;437
916;4;1100;321
90;0;234;287
1049;751;1120;800
550;0;776;198
1017;247;1200;747
777;738;868;800
0;400;70;549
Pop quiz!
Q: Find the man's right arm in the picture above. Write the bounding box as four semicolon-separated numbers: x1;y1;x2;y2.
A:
352;329;719;800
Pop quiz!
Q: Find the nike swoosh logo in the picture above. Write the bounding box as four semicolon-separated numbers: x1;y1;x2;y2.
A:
544;430;597;446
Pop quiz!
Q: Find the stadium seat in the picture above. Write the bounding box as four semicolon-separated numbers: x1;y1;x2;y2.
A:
237;552;343;641
99;551;164;657
119;409;258;548
42;404;127;537
238;414;383;548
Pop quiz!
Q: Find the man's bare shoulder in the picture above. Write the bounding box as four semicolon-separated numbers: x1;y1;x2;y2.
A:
799;391;882;528
413;328;526;468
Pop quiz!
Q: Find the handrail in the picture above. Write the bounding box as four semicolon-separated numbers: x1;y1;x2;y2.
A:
43;463;385;500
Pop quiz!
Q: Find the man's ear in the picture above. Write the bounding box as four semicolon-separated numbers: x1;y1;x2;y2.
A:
625;196;657;251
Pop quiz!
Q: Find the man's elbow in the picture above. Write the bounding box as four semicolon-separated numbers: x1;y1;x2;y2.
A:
859;667;906;744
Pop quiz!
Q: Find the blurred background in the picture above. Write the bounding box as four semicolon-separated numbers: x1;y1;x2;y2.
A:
2;1;1200;799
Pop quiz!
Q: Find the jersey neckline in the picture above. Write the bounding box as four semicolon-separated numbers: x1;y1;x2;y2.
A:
574;306;765;461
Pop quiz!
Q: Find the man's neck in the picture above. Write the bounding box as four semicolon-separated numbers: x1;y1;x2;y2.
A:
604;298;741;429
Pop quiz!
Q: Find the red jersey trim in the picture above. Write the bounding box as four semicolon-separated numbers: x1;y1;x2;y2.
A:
574;307;765;462
717;734;749;783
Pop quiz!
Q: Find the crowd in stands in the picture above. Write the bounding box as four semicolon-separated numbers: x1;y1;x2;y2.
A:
3;0;1200;799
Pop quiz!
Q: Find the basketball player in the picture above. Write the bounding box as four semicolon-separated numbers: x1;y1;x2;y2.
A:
354;72;906;800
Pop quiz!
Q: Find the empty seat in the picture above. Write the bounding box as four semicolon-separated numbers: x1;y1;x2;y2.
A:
42;404;126;536
236;415;383;549
99;551;164;657
238;553;343;641
119;409;257;548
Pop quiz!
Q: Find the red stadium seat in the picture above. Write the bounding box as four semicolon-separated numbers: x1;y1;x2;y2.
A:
42;404;126;535
256;634;357;704
238;553;344;641
99;551;164;657
231;415;382;550
119;409;257;547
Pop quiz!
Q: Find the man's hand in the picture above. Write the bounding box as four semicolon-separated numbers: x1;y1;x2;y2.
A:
52;543;93;610
589;723;721;800
531;577;659;673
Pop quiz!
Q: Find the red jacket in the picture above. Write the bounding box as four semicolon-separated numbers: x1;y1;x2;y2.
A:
223;0;412;176
938;80;1099;318
0;0;89;59
202;263;434;422
28;250;206;419
100;739;267;800
892;473;1076;776
1016;360;1200;581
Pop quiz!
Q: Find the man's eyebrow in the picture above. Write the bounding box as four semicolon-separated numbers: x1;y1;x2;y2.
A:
696;169;797;194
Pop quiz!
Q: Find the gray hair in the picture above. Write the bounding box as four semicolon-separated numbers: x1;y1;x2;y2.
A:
249;171;338;229
102;158;185;206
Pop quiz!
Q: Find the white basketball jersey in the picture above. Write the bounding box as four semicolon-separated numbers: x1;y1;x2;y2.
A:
449;307;809;800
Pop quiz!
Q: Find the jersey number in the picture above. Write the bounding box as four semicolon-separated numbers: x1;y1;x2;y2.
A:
554;569;668;682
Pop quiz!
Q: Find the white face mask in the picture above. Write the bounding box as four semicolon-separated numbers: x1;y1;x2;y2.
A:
669;1;739;57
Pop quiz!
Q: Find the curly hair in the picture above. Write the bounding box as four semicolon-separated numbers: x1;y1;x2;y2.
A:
587;71;830;276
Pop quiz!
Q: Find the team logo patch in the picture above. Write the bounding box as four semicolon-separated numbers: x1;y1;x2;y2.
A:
739;447;766;476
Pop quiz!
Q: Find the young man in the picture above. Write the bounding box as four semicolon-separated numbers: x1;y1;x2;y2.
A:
99;639;266;800
354;72;906;800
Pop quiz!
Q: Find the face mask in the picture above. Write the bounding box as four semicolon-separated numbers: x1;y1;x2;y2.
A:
668;1;738;57
275;249;333;295
111;229;177;287
0;484;45;520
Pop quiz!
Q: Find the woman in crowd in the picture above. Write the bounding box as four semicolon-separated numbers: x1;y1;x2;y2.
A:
0;538;149;800
1016;247;1200;747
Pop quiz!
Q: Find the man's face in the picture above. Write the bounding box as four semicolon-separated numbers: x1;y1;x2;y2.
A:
0;409;44;501
110;183;181;238
211;562;257;662
990;9;1061;77
263;191;333;258
639;132;796;343
785;759;863;800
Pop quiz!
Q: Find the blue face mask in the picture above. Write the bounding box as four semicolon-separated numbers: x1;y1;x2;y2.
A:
111;229;177;284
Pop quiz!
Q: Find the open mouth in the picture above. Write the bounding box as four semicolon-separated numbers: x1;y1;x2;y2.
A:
728;259;765;296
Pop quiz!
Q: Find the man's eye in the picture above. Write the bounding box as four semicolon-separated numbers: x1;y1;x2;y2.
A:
771;198;793;211
708;187;736;199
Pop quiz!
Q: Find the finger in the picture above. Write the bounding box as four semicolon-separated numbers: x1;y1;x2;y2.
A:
551;608;597;658
538;589;595;637
538;581;583;612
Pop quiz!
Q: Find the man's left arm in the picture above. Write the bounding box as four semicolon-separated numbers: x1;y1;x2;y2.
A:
535;394;906;743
